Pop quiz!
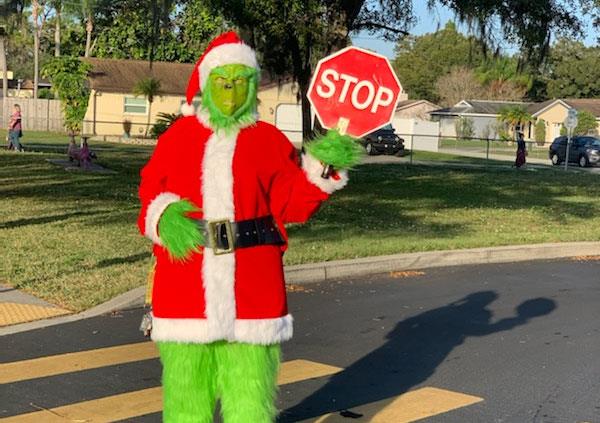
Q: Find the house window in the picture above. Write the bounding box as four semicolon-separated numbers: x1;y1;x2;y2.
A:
124;97;147;114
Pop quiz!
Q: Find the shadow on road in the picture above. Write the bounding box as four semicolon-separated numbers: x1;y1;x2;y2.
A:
279;291;556;422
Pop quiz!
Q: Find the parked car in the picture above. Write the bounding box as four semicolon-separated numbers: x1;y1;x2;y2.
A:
361;124;406;156
549;135;600;167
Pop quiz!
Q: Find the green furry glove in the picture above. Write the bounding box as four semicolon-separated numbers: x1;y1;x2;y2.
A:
158;200;204;261
304;129;363;169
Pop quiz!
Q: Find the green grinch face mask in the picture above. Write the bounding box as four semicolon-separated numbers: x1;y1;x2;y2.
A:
202;64;258;130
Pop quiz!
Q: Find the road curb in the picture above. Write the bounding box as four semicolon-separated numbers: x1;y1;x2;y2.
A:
2;241;599;336
284;241;600;283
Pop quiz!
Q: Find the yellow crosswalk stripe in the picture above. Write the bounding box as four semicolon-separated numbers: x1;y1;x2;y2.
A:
0;360;343;422
0;387;162;422
314;386;484;422
0;342;158;384
0;341;343;386
277;359;342;385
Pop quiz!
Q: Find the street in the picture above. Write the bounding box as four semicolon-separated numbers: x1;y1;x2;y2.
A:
2;258;599;422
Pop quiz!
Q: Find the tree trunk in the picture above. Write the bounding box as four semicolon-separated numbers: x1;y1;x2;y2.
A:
85;14;93;57
1;36;7;126
146;101;152;137
32;0;40;99
54;7;61;57
299;78;312;143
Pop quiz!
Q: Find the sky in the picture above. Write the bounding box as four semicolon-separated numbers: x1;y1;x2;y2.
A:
351;3;599;59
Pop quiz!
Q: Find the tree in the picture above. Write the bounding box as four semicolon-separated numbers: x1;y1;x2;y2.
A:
535;119;546;145
82;0;96;57
546;38;600;99
41;56;91;137
394;22;484;102
498;105;533;139
49;0;61;56
32;0;50;99
205;0;415;140
432;0;598;69
0;25;8;124
573;110;599;136
560;110;599;136
435;67;484;107
133;76;161;137
93;1;222;63
455;116;474;139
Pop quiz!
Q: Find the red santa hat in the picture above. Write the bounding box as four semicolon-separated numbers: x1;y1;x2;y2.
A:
181;31;259;116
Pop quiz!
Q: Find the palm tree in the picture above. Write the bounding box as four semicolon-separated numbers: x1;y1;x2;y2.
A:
133;77;161;137
498;105;533;140
50;0;62;56
31;0;49;99
81;0;96;57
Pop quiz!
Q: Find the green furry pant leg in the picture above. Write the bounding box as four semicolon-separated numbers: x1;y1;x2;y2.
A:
158;341;281;423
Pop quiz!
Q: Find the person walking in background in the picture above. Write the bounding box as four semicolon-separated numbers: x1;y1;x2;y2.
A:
7;104;23;152
515;131;527;168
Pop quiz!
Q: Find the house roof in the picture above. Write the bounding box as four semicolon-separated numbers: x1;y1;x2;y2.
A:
430;99;533;116
83;57;295;96
396;99;439;111
83;58;195;95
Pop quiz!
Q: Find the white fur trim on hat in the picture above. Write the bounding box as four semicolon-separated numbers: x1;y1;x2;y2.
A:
302;153;349;194
180;102;196;116
144;192;181;245
199;43;259;90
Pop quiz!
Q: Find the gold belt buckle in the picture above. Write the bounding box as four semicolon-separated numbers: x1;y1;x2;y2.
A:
207;219;234;255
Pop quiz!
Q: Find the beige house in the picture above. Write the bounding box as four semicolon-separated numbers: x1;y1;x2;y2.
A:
531;99;600;143
82;58;298;138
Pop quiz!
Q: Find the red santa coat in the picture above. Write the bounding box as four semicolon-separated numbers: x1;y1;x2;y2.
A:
138;112;348;345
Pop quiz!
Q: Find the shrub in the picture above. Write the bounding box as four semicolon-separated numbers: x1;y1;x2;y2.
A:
535;119;546;145
151;112;181;138
455;116;474;139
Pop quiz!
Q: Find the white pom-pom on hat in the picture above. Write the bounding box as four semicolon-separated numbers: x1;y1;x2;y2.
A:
180;102;196;116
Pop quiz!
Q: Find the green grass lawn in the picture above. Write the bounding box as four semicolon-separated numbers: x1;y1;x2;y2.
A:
440;138;549;160
2;132;600;311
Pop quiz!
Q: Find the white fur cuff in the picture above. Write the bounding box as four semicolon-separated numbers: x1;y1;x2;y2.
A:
144;192;181;245
302;153;349;194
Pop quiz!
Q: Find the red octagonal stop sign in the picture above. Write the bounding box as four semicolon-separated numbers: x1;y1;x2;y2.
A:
308;46;403;138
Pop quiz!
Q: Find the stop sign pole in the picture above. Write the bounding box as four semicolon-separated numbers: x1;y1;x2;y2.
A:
308;46;403;139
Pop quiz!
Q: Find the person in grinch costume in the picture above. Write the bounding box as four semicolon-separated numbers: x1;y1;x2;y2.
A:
137;31;361;422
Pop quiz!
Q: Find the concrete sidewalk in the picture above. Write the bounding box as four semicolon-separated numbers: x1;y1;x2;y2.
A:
0;284;71;327
2;241;600;336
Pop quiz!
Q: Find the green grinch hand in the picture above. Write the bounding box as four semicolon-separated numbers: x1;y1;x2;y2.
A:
305;129;363;169
158;200;204;261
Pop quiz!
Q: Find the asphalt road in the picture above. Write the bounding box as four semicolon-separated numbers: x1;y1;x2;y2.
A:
2;258;599;422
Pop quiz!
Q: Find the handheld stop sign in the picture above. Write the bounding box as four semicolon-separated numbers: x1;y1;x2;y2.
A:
308;46;403;138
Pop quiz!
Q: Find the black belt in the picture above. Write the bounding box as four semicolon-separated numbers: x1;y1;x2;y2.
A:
197;215;284;255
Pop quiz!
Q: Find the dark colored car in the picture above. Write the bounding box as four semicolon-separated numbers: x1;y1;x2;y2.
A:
549;135;600;167
361;124;406;156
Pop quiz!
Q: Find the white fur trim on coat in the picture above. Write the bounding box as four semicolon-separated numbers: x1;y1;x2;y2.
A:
144;192;181;245
150;314;294;344
302;153;349;194
196;108;258;131
200;43;259;90
201;130;238;339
